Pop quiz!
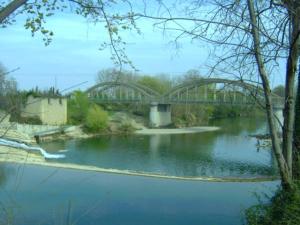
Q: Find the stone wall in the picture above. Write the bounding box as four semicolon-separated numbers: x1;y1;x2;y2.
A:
22;96;67;125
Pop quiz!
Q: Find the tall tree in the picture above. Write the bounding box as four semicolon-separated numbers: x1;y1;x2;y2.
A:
129;0;300;189
294;63;300;179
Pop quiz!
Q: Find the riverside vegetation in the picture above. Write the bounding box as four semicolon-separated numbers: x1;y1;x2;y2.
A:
0;65;296;224
1;67;267;134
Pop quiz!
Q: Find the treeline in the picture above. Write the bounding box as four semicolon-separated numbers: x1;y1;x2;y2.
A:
0;64;17;110
95;68;263;126
0;65;281;126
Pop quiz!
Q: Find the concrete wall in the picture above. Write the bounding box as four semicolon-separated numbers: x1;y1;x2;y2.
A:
12;124;61;136
149;103;172;127
22;96;67;125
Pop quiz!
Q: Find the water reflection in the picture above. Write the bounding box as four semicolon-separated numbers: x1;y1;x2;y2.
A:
41;117;277;178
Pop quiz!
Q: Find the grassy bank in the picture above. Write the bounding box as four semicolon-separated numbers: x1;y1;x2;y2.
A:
246;184;300;225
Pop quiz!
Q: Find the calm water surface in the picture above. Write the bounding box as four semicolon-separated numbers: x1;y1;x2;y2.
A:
42;117;277;178
0;117;280;225
0;164;279;225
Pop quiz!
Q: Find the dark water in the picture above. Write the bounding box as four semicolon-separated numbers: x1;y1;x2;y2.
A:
0;117;280;225
0;164;279;225
41;117;277;178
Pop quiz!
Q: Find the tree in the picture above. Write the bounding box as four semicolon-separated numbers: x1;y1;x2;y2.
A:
85;104;108;132
96;68;138;84
129;0;299;190
0;63;18;110
137;75;171;94
294;63;300;179
2;0;300;190
1;0;139;67
273;85;285;98
67;90;89;125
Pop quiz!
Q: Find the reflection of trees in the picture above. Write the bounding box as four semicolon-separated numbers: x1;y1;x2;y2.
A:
76;137;110;151
41;118;275;177
143;118;275;177
0;164;16;187
0;166;6;187
147;132;217;176
210;117;267;136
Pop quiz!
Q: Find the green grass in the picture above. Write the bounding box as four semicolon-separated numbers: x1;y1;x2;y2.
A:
246;184;300;225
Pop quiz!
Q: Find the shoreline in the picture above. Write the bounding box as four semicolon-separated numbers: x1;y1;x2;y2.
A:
0;145;279;183
135;126;220;135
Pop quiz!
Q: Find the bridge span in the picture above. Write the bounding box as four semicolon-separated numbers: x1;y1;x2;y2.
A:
85;78;284;127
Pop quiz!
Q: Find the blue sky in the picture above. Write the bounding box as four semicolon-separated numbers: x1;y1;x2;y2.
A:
0;11;285;91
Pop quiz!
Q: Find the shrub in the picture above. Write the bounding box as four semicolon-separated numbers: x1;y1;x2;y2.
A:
12;116;42;125
119;122;135;134
246;187;300;225
67;91;89;124
85;104;108;133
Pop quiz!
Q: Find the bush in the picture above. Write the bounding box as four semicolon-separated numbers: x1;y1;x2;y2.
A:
12;116;42;125
85;104;108;133
119;122;135;134
67;91;89;125
246;187;300;225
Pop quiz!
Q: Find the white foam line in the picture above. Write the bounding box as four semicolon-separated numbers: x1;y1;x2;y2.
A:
0;138;65;159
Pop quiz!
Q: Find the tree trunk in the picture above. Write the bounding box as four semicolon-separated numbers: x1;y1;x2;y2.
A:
293;62;300;180
282;5;300;179
247;0;293;190
0;0;27;23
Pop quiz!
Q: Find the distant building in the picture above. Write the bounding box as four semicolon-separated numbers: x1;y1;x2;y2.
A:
22;95;67;125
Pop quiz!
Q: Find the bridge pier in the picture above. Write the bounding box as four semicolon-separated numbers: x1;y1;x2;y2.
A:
149;102;172;128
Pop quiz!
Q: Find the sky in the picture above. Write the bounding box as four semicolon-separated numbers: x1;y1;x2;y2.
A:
0;8;285;92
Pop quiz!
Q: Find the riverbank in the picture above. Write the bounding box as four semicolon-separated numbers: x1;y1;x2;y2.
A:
136;126;220;135
0;144;278;182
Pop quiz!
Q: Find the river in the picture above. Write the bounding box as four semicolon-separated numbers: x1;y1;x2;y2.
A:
0;117;280;225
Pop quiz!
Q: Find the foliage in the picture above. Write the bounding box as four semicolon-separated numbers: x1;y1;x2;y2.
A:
119;122;135;134
85;104;108;133
13;116;42;125
212;105;244;118
67;91;89;125
96;68;138;83
1;0;140;68
0;63;17;110
26;86;62;98
272;85;285;98
246;187;300;225
137;75;171;94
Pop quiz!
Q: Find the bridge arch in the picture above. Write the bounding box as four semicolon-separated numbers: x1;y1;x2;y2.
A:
162;78;282;106
85;81;161;103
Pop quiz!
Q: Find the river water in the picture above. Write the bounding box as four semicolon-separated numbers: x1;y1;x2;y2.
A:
0;117;280;224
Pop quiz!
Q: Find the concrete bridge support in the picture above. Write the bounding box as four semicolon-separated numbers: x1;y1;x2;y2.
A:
149;102;172;128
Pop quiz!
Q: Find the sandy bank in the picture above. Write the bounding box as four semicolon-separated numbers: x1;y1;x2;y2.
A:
0;145;278;182
135;126;220;135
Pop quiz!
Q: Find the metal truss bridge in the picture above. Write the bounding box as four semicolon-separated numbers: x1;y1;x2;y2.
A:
85;78;283;108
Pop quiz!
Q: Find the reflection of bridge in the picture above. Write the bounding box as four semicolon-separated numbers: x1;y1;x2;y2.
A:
85;78;284;127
